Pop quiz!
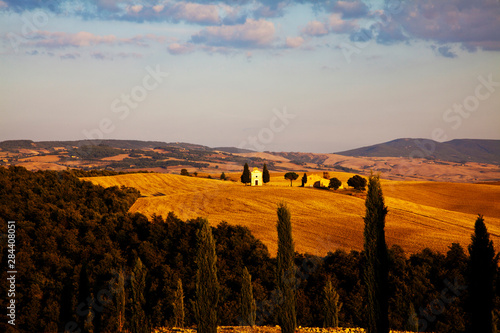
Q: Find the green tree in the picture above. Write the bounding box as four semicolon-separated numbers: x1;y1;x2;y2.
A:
173;279;185;328
263;164;270;184
241;163;251;185
240;266;256;326
131;257;148;333
220;172;226;180
348;175;367;191
329;178;342;190
276;202;297;333
323;278;342;328
467;215;498;333
301;173;307;187
181;169;189;176
284;172;299;187
194;219;219;333
363;173;389;333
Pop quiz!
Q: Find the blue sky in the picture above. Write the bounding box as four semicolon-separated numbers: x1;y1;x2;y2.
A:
1;0;499;153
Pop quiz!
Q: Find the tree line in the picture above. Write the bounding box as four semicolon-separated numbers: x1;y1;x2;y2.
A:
240;163;367;191
0;166;499;332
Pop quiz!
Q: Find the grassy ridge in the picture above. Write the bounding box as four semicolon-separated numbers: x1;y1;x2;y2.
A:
82;172;500;256
335;138;500;165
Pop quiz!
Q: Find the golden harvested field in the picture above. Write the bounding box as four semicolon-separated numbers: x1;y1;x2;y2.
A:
19;155;61;162
381;180;500;218
82;172;500;256
17;161;67;171
101;153;131;161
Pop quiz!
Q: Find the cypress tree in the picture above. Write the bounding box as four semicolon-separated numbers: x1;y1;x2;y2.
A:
194;219;219;333
301;173;307;187
363;173;389;333
131;257;148;333
406;303;419;332
276;202;297;333
79;263;91;331
83;300;95;333
263;163;270;184
115;270;126;333
173;278;185;328
58;279;74;333
323;278;342;328
467;215;498;333
240;266;257;326
241;163;251;185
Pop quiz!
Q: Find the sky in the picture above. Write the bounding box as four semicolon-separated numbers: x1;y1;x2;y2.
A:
0;0;499;153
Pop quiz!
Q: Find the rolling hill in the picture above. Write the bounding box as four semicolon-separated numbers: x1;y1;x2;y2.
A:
82;171;500;257
0;139;212;151
335;138;500;165
2;139;499;183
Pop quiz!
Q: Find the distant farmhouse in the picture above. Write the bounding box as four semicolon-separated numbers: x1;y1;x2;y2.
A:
251;167;262;186
307;174;344;189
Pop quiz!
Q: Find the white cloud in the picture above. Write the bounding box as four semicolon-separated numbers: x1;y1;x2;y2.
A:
192;18;275;48
13;31;165;49
328;13;358;33
152;4;164;13
168;42;195;55
302;21;329;36
286;36;304;48
127;5;143;14
172;2;220;25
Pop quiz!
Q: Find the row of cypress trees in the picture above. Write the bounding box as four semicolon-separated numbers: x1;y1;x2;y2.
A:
190;194;343;333
185;172;497;333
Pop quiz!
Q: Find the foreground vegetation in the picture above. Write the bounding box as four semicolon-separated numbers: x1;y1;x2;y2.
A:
152;327;418;333
0;166;499;332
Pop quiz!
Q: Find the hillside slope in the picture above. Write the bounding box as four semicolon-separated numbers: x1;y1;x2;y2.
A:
0;139;212;150
3;139;499;183
336;138;500;165
82;172;500;256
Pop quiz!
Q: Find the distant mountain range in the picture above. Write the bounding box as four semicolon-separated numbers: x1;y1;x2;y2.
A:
335;138;500;165
213;147;254;153
1;138;499;166
0;139;212;151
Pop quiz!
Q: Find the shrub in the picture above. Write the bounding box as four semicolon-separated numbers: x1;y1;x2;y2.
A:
348;175;367;191
329;178;342;190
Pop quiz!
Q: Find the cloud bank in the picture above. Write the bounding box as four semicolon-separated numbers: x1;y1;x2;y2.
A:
1;0;499;57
